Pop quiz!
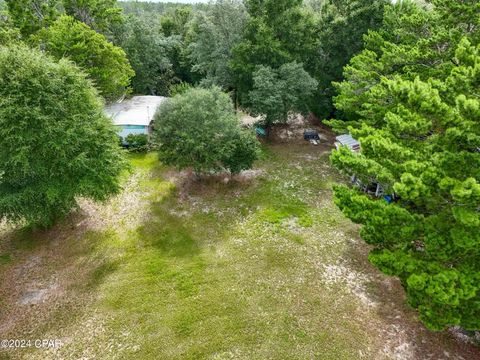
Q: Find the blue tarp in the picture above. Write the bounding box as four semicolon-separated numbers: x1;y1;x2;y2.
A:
255;127;267;137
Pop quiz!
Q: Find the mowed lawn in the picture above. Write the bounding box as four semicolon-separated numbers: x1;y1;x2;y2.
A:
0;143;478;360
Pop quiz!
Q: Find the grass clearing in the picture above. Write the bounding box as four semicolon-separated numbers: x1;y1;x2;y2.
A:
0;143;478;360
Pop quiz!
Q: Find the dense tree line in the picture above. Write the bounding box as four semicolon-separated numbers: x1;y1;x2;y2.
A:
0;0;386;114
99;0;386;123
1;0;134;100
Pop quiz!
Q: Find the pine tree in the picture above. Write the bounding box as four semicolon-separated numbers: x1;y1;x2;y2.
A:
329;0;480;331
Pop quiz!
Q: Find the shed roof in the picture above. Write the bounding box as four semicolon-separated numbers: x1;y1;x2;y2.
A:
105;96;167;126
335;134;360;148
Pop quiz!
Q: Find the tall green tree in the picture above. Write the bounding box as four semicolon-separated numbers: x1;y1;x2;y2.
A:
311;0;387;118
329;0;479;129
6;0;59;37
40;15;134;101
153;87;259;175
158;6;196;84
249;62;318;132
329;0;480;331
160;6;191;38
0;8;21;45
0;45;126;227
231;0;317;104
187;0;246;90
116;15;175;95
63;0;123;34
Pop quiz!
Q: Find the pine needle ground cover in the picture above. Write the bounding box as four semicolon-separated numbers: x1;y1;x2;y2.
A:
0;145;478;359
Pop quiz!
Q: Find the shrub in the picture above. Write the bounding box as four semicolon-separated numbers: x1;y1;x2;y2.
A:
169;82;192;96
125;133;149;152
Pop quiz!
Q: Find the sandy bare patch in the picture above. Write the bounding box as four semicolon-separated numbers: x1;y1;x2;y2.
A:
235;169;265;182
321;262;379;308
18;277;60;306
240;114;262;127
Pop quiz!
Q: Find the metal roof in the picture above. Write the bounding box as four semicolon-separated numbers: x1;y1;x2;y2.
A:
335;134;360;149
105;96;167;126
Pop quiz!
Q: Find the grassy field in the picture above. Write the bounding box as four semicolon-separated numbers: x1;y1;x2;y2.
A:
0;142;478;360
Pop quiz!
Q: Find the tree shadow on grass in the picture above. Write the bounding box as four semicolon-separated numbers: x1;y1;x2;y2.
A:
135;169;258;258
136;206;201;258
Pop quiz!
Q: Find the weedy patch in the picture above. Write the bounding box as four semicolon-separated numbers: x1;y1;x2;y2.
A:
0;253;11;265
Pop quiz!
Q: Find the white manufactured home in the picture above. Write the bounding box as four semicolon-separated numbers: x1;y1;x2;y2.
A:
105;96;167;139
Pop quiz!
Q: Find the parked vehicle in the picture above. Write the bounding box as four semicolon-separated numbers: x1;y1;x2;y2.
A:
304;129;320;141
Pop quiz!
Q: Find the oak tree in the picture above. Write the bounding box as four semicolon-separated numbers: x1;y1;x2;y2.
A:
154;87;259;175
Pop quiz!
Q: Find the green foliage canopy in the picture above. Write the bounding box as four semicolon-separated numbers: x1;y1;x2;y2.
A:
330;0;480;129
125;133;149;153
311;0;387;118
231;0;384;118
41;15;134;101
231;0;317;104
6;0;60;37
221;129;259;175
187;0;246;91
160;6;192;38
249;62;318;129
155;7;196;85
169;82;192;97
115;15;175;96
63;0;123;34
153;87;259;175
0;9;21;45
0;45;126;226
329;0;480;331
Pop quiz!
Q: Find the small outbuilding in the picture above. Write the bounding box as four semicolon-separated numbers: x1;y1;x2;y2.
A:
105;96;167;139
334;134;361;152
335;133;387;199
